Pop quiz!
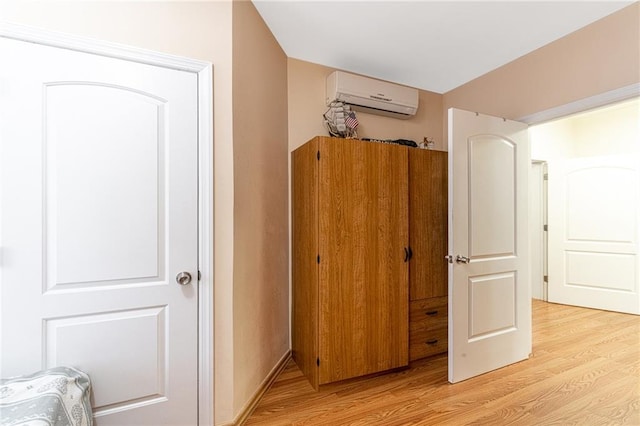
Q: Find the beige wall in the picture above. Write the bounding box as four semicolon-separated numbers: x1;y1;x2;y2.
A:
530;118;577;160
443;2;640;144
231;0;289;419
288;58;444;151
571;99;640;157
531;98;640;161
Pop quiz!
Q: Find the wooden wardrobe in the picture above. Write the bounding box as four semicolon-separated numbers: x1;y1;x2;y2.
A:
292;136;447;389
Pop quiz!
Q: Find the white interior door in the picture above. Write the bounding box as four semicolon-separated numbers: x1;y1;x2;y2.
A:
0;37;199;425
448;108;531;383
548;156;640;314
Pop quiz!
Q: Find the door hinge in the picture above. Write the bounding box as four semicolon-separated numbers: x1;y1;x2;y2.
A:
543;224;548;231
317;255;320;264
197;270;202;281
543;173;548;180
317;151;320;160
316;358;320;367
543;275;548;283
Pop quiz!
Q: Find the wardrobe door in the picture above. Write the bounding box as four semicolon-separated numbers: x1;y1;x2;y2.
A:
318;138;409;384
409;149;448;300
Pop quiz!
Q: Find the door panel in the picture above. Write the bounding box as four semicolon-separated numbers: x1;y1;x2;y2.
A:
46;84;163;287
448;108;531;383
468;135;516;258
45;307;167;408
0;37;198;425
318;139;408;384
468;272;516;339
548;156;639;314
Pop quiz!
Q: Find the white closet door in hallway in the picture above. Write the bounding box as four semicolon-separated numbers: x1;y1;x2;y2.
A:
0;35;200;425
548;155;640;314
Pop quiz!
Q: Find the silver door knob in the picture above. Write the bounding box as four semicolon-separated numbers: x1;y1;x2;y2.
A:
176;271;192;286
455;255;470;264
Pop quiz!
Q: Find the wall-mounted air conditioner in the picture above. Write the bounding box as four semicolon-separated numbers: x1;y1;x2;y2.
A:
326;71;419;119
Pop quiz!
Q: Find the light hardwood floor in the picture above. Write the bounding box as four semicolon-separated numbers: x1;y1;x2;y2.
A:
246;300;640;425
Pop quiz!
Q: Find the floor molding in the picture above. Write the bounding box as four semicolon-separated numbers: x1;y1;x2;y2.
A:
234;350;292;426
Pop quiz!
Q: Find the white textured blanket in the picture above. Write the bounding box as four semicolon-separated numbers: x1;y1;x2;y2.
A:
0;367;92;426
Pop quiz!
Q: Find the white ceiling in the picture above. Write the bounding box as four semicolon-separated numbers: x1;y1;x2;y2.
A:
252;1;634;94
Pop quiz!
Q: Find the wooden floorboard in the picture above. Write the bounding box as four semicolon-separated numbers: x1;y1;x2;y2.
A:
245;300;640;425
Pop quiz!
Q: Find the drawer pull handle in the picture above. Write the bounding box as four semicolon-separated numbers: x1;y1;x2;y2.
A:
426;339;438;345
425;310;438;316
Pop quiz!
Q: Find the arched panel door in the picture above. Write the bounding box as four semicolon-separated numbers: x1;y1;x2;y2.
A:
448;108;531;383
548;156;639;314
0;36;199;425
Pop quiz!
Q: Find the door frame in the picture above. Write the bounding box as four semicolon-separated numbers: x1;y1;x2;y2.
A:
530;160;548;301
517;83;640;125
521;86;639;316
0;23;215;425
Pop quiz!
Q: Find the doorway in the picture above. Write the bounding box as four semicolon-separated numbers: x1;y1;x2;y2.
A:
529;98;640;314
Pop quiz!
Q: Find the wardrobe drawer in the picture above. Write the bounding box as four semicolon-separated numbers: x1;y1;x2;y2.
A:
409;297;448;361
409;297;447;332
409;327;448;360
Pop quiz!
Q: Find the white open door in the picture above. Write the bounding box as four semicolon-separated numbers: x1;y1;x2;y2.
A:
448;108;531;383
548;156;640;314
